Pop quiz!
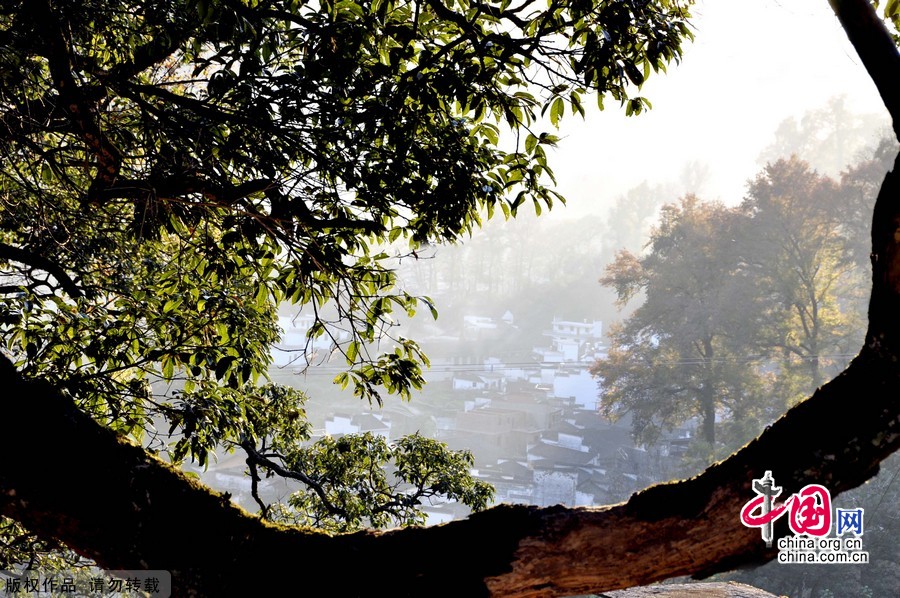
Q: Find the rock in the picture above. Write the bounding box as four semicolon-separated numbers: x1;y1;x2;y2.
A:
598;581;783;597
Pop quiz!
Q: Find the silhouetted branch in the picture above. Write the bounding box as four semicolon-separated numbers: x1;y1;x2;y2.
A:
828;0;900;136
0;242;82;298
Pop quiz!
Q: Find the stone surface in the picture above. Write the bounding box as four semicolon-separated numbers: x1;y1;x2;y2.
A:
599;582;783;597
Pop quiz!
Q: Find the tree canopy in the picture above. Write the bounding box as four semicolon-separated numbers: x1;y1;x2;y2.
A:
596;196;760;448
0;0;692;415
594;155;882;455
1;0;692;580
1;0;900;596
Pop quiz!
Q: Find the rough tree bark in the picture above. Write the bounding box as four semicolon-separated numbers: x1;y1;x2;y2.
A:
1;1;899;596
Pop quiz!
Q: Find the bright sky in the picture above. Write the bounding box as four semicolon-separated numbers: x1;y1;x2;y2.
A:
547;0;890;216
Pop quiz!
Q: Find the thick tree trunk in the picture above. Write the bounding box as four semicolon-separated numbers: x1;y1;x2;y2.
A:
700;337;716;446
3;156;900;596
699;384;716;446
2;1;899;597
829;0;900;139
2;316;900;597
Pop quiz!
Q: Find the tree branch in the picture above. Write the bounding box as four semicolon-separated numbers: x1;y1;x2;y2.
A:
240;440;351;521
103;19;198;82
22;0;123;203
828;0;900;136
0;3;898;596
0;242;82;298
1;339;898;596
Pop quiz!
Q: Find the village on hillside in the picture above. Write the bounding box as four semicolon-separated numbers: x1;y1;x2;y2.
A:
197;312;698;524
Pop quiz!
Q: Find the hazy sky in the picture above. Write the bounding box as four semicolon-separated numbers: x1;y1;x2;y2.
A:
545;0;890;218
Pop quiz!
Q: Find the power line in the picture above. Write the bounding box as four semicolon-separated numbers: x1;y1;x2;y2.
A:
277;353;859;376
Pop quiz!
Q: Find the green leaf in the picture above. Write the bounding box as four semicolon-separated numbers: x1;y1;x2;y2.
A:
0;0;697;544
887;0;900;17
40;162;54;184
550;97;565;126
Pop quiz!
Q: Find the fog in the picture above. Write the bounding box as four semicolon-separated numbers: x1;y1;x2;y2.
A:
262;3;897;595
552;0;889;213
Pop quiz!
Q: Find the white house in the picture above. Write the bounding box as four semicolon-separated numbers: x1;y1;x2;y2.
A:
534;318;604;363
552;369;600;410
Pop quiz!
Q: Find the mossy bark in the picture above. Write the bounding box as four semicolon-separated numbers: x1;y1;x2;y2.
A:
2;323;899;597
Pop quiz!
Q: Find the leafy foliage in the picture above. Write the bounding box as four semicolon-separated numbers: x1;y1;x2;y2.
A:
757;96;890;177
594;150;888;454
267;432;492;532
0;0;695;564
741;157;866;395
876;0;900;43
593;196;765;447
0;520;82;572
236;385;492;531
